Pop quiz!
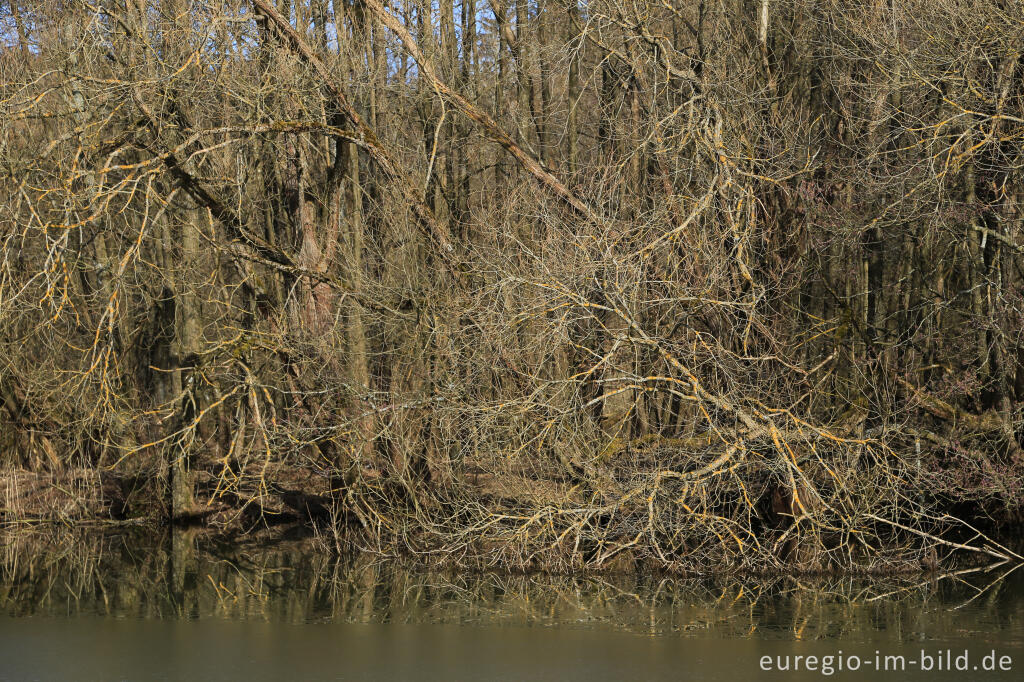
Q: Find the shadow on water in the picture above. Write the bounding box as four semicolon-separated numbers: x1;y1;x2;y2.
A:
1;528;1023;680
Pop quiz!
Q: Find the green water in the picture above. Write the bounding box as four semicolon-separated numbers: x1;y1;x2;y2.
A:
1;530;1022;680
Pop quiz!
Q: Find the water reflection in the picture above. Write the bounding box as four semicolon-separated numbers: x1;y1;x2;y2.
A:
1;529;1023;681
2;528;1022;638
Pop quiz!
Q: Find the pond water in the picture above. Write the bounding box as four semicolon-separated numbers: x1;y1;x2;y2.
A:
1;530;1022;681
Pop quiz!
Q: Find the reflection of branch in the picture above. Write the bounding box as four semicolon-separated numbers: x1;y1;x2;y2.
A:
864;562;1007;603
952;562;1023;611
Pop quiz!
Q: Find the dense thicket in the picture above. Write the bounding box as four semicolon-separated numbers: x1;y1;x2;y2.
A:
1;0;1022;571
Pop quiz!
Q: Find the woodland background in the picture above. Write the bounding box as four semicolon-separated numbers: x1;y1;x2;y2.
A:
1;0;1023;571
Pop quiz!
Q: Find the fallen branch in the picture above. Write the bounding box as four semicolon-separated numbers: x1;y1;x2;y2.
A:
897;377;1005;434
864;513;1023;563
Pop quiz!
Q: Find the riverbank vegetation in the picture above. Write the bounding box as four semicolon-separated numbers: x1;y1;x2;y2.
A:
2;0;1023;572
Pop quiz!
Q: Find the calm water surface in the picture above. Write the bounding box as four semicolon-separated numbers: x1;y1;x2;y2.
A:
1;530;1022;681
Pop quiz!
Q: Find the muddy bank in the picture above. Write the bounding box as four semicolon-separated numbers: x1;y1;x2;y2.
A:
0;465;334;530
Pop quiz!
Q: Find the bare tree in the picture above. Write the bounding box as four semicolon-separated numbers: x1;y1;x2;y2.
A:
1;0;1022;572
